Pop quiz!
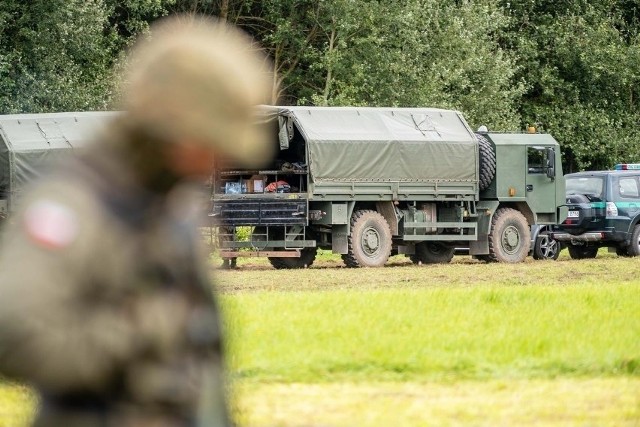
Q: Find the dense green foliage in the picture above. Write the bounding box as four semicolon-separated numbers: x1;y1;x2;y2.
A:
1;0;639;170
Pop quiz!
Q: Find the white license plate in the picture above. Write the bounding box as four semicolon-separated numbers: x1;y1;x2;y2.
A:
567;210;580;218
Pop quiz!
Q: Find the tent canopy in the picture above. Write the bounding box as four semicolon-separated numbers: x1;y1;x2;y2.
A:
273;106;479;183
0;111;115;208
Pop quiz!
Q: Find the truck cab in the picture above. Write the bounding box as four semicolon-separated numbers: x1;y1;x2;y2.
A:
551;164;640;258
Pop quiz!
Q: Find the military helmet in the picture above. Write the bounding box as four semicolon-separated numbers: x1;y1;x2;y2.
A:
120;15;273;167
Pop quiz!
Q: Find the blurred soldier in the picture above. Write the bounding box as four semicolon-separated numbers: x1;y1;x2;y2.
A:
0;15;272;427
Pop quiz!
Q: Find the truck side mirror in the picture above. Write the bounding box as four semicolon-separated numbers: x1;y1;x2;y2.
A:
545;147;556;180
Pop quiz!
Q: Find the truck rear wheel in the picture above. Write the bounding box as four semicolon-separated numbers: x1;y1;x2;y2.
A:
567;245;598;259
476;133;496;191
533;231;561;260
268;247;318;269
410;242;454;264
343;210;392;268
487;207;530;263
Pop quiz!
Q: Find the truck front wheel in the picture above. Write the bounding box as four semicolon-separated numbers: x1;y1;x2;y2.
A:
487;208;530;263
343;210;392;268
410;242;454;264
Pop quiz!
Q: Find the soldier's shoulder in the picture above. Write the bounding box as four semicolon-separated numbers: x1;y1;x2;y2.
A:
5;176;110;254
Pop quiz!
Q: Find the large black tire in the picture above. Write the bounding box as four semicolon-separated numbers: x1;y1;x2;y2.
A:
342;210;392;268
533;231;561;261
266;227;318;269
616;247;631;257
487;208;531;263
268;247;318;269
476;133;496;191
625;224;640;256
567;245;598;259
410;242;455;264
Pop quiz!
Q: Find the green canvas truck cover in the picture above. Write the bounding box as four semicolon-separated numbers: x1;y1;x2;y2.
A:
274;106;478;184
0;111;115;210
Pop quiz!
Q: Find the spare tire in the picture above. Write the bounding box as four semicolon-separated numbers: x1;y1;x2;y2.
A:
476;133;496;191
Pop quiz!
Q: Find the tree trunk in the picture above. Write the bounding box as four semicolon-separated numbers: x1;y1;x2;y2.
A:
220;0;229;21
321;17;337;106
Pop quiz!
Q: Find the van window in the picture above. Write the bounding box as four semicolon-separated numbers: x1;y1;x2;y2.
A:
566;176;604;198
618;177;639;198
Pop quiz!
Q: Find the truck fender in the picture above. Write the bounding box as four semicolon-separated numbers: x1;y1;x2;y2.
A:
624;214;640;245
375;201;399;236
331;201;356;254
470;200;499;255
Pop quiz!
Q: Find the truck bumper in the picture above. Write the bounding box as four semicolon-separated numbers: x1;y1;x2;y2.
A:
552;232;604;242
551;230;627;243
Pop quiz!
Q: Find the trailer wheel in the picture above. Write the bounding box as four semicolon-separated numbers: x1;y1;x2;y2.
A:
476;133;496;191
410;242;454;264
343;210;392;268
567;244;598;259
268;247;318;269
533;231;561;260
487;208;530;263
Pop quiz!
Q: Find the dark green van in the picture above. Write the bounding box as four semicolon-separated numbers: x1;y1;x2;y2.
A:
552;164;640;258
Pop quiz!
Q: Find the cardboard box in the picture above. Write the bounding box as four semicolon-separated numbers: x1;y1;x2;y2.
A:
248;175;266;193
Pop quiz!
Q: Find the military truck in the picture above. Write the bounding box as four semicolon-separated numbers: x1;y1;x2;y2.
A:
210;106;566;268
0;112;113;220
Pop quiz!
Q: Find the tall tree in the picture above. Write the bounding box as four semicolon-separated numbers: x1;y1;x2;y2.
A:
0;0;113;112
500;0;640;171
0;0;173;114
296;0;524;130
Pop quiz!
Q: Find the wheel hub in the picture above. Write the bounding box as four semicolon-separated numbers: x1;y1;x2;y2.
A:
502;225;520;254
362;227;380;256
539;236;558;257
427;243;443;254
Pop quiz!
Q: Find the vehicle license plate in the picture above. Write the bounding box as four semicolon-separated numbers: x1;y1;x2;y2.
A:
567;210;580;218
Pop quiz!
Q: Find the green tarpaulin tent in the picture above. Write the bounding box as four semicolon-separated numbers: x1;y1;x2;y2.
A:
0;111;115;212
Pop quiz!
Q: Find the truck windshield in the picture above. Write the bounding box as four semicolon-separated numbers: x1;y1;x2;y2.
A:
566;176;604;199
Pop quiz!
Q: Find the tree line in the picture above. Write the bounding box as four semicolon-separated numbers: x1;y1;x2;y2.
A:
1;0;639;171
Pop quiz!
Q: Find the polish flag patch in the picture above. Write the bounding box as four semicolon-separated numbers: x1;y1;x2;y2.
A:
23;200;79;249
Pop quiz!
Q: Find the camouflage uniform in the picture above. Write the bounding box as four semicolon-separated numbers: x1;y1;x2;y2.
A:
0;139;228;427
0;15;272;427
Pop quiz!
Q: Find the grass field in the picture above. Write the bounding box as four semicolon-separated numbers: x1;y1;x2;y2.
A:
2;250;639;426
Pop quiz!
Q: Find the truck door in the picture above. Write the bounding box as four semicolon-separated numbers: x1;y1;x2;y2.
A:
525;146;557;219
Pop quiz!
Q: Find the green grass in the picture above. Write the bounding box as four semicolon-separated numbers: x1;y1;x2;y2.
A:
3;250;640;426
212;250;639;293
223;283;640;382
218;250;640;425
